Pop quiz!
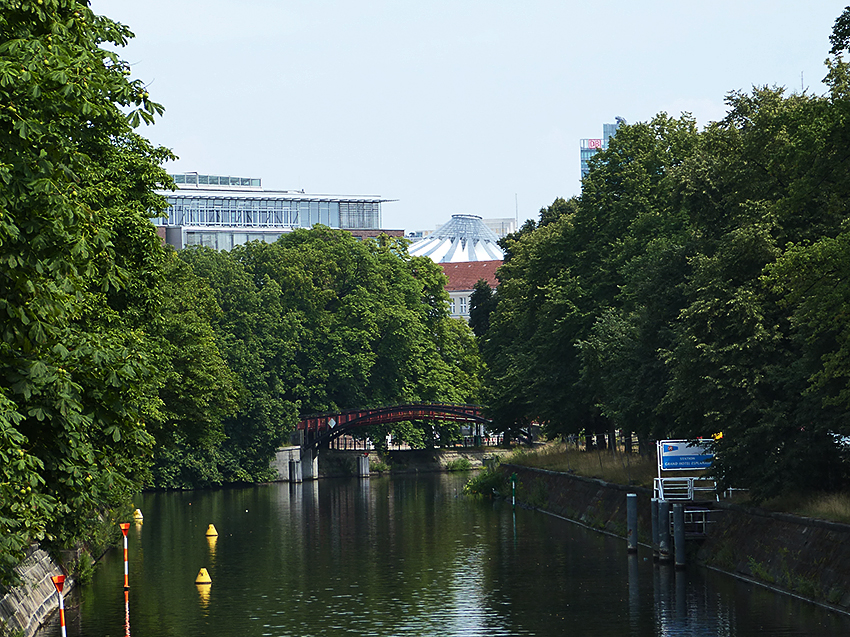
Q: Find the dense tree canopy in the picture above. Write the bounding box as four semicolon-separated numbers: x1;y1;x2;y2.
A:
0;0;482;580
0;1;235;584
468;279;497;338
5;0;847;593
479;10;850;500
181;229;482;457
0;0;168;583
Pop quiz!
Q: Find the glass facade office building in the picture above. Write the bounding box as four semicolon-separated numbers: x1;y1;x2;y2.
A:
154;173;386;251
580;119;624;178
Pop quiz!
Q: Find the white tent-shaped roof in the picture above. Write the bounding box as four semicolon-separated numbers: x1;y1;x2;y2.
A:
408;215;504;263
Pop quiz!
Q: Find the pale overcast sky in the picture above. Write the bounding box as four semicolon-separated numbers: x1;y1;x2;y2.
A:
92;1;844;232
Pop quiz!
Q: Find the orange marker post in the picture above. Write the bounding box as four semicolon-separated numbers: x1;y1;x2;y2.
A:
51;575;67;637
119;522;130;590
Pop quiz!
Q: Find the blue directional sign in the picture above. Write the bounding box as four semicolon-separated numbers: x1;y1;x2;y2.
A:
659;440;714;470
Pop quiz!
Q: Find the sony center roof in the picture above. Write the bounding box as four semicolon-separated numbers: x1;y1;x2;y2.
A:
408;214;504;263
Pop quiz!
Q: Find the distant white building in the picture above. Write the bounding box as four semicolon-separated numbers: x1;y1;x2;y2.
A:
407;216;515;242
482;217;516;238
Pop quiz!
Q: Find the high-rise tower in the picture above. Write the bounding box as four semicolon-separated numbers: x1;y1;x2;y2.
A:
580;117;626;178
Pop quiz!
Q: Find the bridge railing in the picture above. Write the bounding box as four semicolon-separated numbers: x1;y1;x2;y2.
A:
296;403;492;451
297;403;488;432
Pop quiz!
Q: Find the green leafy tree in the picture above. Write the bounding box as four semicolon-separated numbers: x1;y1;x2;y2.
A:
482;115;699;445
0;392;55;586
469;279;497;338
482;210;589;438
0;0;203;583
178;245;298;483
661;79;850;499
146;254;240;488
476;8;850;499
829;6;850;55
573;114;699;446
184;229;483;456
767;233;850;411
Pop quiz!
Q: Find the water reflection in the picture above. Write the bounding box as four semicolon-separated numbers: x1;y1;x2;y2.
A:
652;563;726;637
628;553;640;631
124;588;131;637
196;583;210;611
39;474;850;637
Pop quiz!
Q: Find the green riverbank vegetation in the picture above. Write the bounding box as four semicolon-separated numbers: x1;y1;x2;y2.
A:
0;0;181;586
4;0;850;592
472;8;850;507
0;1;480;586
463;442;657;497
444;457;473;472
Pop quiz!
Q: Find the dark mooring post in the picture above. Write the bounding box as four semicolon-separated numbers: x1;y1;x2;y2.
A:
658;499;671;563
626;493;638;554
673;503;686;569
650;498;659;561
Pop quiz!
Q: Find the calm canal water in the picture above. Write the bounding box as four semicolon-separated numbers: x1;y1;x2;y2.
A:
43;473;850;637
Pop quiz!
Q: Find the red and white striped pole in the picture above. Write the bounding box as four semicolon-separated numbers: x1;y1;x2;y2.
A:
51;575;67;637
124;588;131;637
119;522;130;590
119;522;132;635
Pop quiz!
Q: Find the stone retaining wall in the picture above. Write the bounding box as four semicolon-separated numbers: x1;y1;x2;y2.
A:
0;546;70;637
503;463;850;612
697;501;850;608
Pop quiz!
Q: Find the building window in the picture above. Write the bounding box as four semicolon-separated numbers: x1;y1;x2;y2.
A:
450;299;456;315
460;297;467;315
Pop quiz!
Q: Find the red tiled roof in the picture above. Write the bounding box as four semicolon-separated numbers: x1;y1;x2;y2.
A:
441;260;502;291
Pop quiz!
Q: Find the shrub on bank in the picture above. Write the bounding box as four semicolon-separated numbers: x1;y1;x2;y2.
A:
463;464;508;497
445;458;473;472
370;460;390;474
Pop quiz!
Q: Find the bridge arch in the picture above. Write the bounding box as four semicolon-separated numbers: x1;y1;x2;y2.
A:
297;403;490;451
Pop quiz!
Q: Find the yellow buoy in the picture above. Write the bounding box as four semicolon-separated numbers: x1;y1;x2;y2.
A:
195;568;212;585
205;524;218;537
133;508;144;520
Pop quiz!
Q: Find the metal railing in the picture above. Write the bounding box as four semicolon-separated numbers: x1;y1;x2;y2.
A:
654;477;718;501
683;508;713;537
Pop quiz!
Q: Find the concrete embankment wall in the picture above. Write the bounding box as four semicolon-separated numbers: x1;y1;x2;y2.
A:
0;546;70;637
271;446;513;480
271;446;301;481
381;448;511;473
503;464;850;613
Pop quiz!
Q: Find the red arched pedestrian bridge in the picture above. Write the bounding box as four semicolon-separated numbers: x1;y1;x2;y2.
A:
297;403;490;451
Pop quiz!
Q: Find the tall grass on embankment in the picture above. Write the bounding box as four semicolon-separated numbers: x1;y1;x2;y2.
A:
756;491;850;525
506;442;657;488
